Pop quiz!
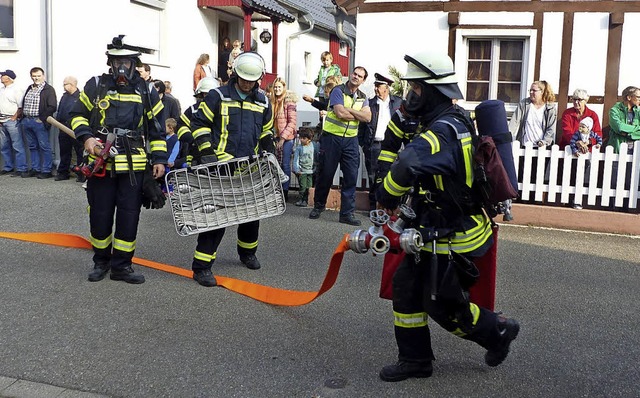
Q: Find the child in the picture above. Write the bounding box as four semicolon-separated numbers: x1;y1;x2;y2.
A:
569;116;602;209
227;40;242;77
163;118;180;194
313;51;341;99
292;127;315;207
570;117;602;156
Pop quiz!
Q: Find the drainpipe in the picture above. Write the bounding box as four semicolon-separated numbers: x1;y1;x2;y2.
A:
44;0;53;79
285;12;314;85
325;5;355;72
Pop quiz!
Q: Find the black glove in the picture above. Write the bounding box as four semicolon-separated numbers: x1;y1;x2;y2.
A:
141;167;166;210
199;154;218;165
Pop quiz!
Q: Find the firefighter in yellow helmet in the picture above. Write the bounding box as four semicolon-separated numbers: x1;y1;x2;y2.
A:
69;36;167;284
187;52;275;287
376;50;520;382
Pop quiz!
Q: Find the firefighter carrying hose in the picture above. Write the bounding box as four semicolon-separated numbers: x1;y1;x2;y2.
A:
69;35;167;284
187;52;275;287
375;50;520;382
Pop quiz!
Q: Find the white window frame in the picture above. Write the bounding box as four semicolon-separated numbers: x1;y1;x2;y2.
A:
0;0;15;50
455;28;537;113
131;0;167;10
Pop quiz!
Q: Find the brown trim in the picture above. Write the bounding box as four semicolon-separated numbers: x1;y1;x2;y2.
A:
533;12;543;81
603;12;624;140
358;1;640;14
556;12;574;142
455;24;533;30
564;95;605;105
448;12;459;62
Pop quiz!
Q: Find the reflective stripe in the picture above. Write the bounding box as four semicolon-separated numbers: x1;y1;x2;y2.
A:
90;234;112;249
192;127;210;141
149;140;167;152
194;250;215;262
199;101;215;122
388;120;405;139
378;150;397;163
421;214;492;254
113;238;136;253
461;136;474;188
451;303;481;337
419;131;444;190
237;239;258;250
394;311;428;328
383;173;411;197
177;125;191;140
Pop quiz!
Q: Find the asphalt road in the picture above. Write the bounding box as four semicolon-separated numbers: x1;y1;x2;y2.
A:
0;175;639;398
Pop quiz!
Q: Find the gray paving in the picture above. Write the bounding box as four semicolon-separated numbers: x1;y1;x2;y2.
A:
0;174;639;398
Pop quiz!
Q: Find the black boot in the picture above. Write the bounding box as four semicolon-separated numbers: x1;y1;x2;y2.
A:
193;269;217;287
240;254;261;270
485;316;520;367
88;262;110;282
110;266;145;284
379;360;433;382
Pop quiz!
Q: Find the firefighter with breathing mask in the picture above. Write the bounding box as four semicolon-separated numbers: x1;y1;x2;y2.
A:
70;36;167;284
187;52;275;287
376;50;520;382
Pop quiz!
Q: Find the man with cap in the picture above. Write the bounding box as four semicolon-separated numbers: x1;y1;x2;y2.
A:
358;73;401;210
375;50;519;382
0;70;27;177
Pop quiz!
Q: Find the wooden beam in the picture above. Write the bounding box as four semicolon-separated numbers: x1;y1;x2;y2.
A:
603;12;625;141
556;12;574;144
359;1;640;14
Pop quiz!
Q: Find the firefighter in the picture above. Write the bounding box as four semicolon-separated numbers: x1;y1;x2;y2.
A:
188;52;275;287
376;50;520;382
70;36;167;284
173;77;220;169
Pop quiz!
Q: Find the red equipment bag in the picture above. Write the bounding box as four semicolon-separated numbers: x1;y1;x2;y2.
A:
379;225;498;312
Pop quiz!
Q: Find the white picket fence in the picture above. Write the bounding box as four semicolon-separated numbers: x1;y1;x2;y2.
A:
515;141;640;209
292;140;640;210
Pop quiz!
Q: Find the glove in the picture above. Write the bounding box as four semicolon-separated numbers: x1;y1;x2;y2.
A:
199;154;218;165
141;167;166;210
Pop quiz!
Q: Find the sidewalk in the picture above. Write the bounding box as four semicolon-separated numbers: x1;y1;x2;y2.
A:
311;188;640;236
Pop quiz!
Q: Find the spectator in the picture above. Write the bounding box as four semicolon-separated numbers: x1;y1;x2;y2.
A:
607;85;640;154
165;117;179;170
357;73;402;210
509;80;557;148
559;89;602;149
193;53;213;91
188;52;275;285
55;76;84;182
0;69;27;177
569;117;602;209
293;127;315;207
314;51;342;99
136;63;152;82
569;116;602;156
270;77;298;201
309;66;371;226
218;37;232;84
227;47;242;78
20;67;57;179
163;80;181;112
154;80;180;121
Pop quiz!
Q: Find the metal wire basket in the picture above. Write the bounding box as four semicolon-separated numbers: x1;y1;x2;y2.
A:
165;153;287;236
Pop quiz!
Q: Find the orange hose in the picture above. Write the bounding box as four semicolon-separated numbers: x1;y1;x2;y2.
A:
0;231;351;306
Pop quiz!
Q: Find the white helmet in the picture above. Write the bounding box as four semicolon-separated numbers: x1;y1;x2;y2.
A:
403;50;458;85
194;77;219;96
232;52;265;82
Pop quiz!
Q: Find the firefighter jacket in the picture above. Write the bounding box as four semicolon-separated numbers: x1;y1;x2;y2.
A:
190;79;275;161
323;84;368;138
70;74;167;172
376;106;493;256
375;109;422;181
174;102;201;167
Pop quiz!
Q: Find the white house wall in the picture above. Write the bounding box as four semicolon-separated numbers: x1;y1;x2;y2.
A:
539;12;563;95
353;12;449;99
619;13;640;94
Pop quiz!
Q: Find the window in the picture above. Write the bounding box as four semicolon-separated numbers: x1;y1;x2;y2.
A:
0;0;15;49
304;51;312;83
466;39;524;104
